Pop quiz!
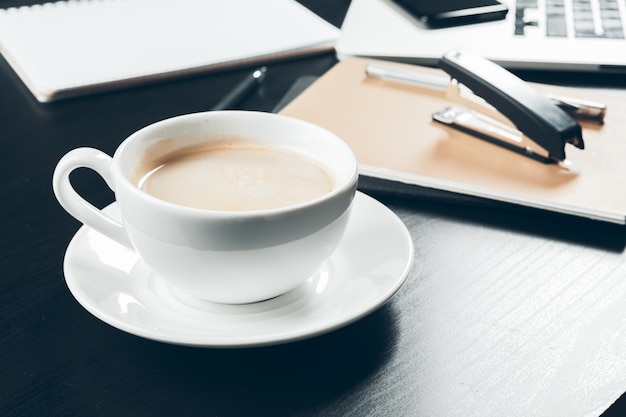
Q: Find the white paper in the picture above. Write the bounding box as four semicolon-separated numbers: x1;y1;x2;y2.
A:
0;0;339;101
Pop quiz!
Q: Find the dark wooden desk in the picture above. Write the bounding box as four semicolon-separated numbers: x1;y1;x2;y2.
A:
2;1;626;416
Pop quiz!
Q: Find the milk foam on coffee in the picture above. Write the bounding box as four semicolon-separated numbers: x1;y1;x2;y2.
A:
135;141;334;211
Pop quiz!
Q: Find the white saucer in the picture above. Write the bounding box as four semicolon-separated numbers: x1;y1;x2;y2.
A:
63;192;414;347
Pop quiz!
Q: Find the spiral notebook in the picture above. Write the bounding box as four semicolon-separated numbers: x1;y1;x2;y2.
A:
0;0;339;102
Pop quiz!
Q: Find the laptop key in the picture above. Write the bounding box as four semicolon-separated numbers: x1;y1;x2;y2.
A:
547;15;568;36
546;0;568;36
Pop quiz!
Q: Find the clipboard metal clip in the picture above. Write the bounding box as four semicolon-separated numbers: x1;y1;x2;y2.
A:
433;50;588;167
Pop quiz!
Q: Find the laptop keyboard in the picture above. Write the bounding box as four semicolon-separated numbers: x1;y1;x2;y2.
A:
515;0;625;38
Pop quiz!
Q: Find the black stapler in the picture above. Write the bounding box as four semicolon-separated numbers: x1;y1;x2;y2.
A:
433;50;588;166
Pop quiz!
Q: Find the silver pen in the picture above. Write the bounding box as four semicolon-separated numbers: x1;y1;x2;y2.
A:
365;64;606;122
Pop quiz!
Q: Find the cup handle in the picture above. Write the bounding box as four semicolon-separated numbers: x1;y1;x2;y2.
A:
53;147;132;248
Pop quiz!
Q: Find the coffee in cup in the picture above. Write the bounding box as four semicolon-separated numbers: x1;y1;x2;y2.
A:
133;139;334;212
53;111;358;304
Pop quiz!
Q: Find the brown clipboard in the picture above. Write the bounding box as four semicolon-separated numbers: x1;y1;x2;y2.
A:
279;58;626;224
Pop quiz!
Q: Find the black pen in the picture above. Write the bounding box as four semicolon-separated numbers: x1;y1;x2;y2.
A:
211;66;267;111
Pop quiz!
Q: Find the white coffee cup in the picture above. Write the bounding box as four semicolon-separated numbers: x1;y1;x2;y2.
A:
53;111;358;304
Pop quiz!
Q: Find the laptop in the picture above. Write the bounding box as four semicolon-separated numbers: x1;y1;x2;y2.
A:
335;0;626;73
